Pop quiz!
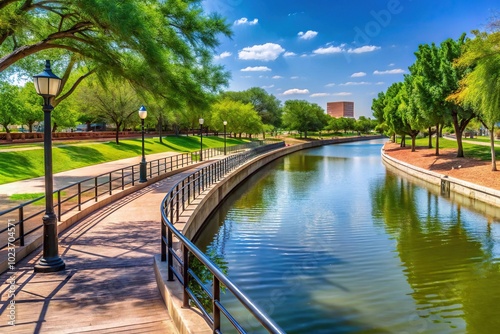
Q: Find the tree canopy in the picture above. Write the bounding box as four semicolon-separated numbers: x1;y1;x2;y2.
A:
0;0;232;109
282;100;327;138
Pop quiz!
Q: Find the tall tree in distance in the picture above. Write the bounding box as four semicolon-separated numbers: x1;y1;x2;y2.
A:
282;100;327;139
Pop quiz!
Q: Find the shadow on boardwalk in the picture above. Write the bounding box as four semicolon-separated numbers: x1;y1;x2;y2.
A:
0;175;192;333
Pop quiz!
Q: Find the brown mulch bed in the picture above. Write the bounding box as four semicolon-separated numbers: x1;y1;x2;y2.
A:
383;142;500;191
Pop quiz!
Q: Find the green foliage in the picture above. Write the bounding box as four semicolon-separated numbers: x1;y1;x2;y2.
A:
1;0;232;112
0;81;22;137
222;87;282;127
210;98;263;136
282;100;328;138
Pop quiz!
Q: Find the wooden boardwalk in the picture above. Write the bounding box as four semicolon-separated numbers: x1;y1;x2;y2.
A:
0;171;198;334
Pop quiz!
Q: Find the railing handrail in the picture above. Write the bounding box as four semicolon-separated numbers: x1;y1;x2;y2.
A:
160;141;286;333
0;140;272;251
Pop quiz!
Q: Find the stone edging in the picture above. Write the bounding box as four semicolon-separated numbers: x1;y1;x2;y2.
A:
381;147;500;208
154;136;384;334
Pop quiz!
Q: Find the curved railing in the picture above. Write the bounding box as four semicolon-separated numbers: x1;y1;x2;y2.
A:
160;141;286;333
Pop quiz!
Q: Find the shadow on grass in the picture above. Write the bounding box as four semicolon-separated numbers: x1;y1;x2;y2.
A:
0;152;37;182
102;141;142;154
57;146;106;164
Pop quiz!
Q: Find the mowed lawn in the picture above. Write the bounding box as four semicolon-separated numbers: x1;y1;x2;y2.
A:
0;136;249;185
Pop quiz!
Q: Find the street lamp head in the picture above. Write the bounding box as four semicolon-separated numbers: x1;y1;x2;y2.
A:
199;118;204;125
138;105;147;119
33;60;61;97
223;121;227;126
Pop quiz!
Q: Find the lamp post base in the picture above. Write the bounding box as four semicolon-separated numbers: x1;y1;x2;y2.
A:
34;256;66;273
139;161;147;183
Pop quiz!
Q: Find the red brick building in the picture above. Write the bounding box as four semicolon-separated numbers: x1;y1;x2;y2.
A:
327;101;354;118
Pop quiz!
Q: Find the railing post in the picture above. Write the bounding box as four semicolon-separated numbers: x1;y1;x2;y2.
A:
161;216;167;262
121;169;125;190
158;160;160;176
170;193;174;225
176;184;180;222
149;161;152;178
213;277;221;332
187;176;191;205
78;183;81;210
19;207;24;246
57;190;61;221
183;246;190;308
95;177;98;202
109;172;112;195
132;166;135;186
167;228;173;281
170;156;173;171
182;180;185;211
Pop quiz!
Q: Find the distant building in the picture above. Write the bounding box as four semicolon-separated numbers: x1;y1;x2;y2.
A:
327;101;354;118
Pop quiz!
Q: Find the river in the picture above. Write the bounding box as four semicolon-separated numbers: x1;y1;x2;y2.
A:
195;139;500;333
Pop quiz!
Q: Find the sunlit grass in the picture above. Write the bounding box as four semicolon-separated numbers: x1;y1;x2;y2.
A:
0;136;250;185
414;137;500;161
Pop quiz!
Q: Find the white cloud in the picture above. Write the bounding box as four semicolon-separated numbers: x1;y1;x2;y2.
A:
351;72;366;78
240;75;252;78
333;92;352;96
284;51;297;57
238;43;285;61
310;93;330;97
373;69;406;75
290;76;299;79
234;17;258;26
240;66;271;72
272;75;283;79
313;45;344;55
388;63;395;67
262;84;275;89
340;81;371;86
283;88;309;95
375;81;385;85
347;45;380;54
214;51;232;60
298;30;318;40
325;83;336;87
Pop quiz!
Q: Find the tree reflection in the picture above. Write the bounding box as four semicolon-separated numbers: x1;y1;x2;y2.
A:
372;172;500;332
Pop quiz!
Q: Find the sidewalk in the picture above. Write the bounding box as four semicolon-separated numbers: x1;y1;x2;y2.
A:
0;151;178;196
0;161;209;333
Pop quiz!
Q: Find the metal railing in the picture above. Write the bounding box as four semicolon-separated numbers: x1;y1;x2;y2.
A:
0;140;275;252
160;141;286;333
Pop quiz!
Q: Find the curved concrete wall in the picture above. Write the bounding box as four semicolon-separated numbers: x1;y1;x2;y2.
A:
381;148;500;215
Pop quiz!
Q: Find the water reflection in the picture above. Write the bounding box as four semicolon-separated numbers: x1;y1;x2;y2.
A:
196;140;500;333
372;172;500;333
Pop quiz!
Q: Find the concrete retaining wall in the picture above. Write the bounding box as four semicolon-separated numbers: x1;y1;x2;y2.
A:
381;147;500;214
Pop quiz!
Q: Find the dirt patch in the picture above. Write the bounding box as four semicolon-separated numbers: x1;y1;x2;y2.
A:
383;142;500;191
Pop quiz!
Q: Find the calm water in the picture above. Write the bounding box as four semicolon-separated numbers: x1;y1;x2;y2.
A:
195;139;500;333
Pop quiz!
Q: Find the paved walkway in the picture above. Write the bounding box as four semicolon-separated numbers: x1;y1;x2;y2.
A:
0;161;210;333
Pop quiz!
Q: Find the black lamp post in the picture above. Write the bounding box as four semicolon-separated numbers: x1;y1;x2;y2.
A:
199;118;204;161
33;60;65;273
138;105;147;183
223;120;227;155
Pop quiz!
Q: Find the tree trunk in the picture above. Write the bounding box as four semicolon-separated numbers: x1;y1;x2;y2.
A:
451;111;474;158
435;123;440;156
158;115;163;144
411;134;417;152
5;127;11;141
52;122;58;133
490;124;497;171
428;127;433;148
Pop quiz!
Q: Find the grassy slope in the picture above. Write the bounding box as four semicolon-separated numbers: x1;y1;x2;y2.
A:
0;136;249;185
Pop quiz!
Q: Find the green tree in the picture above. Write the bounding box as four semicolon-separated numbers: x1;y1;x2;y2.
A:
75;78;140;144
211;98;263;137
282;100;327;138
0;0;231;114
18;82;43;132
449;29;500;170
222;87;282;129
0;81;21;140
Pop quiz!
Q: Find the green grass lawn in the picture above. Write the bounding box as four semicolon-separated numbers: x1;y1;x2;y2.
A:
0;136;249;185
414;137;500;161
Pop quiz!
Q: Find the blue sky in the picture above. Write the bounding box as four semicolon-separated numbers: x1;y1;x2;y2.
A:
203;0;498;118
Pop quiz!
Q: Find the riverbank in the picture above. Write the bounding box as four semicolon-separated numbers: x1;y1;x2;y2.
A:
383;141;500;191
